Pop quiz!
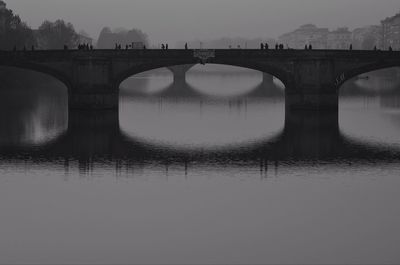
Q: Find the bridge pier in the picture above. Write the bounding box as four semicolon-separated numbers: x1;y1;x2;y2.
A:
69;59;120;110
69;89;119;110
280;109;340;158
285;60;339;111
66;109;120;156
167;64;195;83
286;92;338;111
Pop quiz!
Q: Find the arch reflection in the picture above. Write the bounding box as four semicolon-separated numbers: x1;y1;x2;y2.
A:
120;97;285;151
339;67;400;147
1;108;400;174
0;67;68;147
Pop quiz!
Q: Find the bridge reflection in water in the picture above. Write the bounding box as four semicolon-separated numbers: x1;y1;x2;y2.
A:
2;65;400;174
2;105;400;175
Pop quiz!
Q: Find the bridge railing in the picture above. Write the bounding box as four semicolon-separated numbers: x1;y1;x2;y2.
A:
1;49;399;61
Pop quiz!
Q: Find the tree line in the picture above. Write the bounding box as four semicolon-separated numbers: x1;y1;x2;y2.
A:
0;1;149;50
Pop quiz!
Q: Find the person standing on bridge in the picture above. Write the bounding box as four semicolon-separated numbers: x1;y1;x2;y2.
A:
185;43;188;50
309;44;313;50
275;44;278;50
350;44;353;50
260;43;264;50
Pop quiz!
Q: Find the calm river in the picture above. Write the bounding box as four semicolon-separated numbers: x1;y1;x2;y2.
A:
0;65;400;264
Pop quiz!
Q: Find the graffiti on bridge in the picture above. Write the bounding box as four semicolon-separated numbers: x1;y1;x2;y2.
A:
193;49;215;64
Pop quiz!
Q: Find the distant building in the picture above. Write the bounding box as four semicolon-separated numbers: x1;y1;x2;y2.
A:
327;27;352;49
381;12;400;50
352;25;382;50
279;24;329;49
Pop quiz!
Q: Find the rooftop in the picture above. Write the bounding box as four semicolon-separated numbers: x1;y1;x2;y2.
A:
382;12;400;23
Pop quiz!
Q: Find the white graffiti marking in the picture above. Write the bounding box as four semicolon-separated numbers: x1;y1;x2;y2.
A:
335;73;346;87
193;49;215;64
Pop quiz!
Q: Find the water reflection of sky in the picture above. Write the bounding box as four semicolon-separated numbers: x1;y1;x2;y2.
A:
120;98;285;151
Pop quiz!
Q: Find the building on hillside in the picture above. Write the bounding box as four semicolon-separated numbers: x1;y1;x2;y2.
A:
381;12;400;50
352;25;382;50
279;24;329;49
327;27;352;49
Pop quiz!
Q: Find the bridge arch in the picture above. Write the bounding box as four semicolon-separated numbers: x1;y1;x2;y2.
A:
0;61;73;93
114;61;290;90
338;61;400;90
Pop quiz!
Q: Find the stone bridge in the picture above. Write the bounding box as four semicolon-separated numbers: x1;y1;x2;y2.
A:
1;49;400;112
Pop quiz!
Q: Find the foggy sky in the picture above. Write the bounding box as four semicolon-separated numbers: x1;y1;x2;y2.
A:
7;0;400;45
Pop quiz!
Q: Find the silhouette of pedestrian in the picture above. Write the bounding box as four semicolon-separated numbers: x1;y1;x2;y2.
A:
275;44;278;50
373;46;377;51
143;45;146;50
349;44;353;50
260;43;264;50
31;45;35;51
90;45;93;50
161;44;165;50
166;44;169;50
305;44;308;50
389;46;393;52
185;43;188;50
265;43;269;50
309;44;313;50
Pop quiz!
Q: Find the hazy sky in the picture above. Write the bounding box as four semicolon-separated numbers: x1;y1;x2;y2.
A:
7;0;400;44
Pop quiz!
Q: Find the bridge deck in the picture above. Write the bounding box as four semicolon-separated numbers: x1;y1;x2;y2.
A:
1;49;399;61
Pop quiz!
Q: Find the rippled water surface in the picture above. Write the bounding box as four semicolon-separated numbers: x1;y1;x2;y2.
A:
1;66;400;264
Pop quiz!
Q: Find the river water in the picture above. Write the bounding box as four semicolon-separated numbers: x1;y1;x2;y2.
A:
0;65;400;264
